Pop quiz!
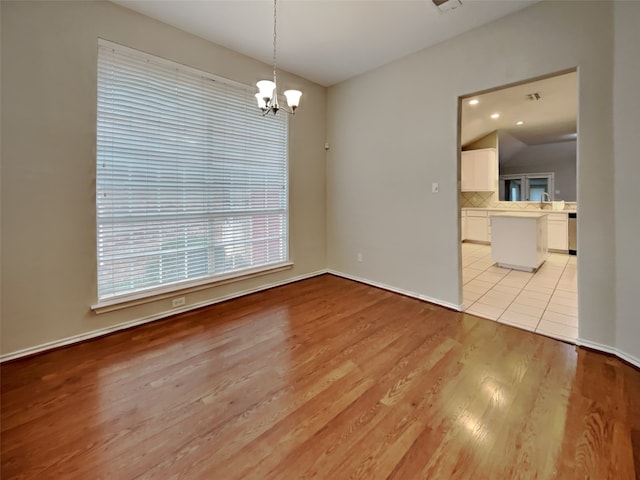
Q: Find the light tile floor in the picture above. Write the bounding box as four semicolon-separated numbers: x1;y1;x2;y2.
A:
462;243;578;343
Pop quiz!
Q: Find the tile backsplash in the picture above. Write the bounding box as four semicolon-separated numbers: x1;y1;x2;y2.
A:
460;191;577;211
460;191;495;208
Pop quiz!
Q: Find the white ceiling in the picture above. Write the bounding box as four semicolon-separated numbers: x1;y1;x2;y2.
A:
461;71;578;147
113;0;539;87
112;0;573;147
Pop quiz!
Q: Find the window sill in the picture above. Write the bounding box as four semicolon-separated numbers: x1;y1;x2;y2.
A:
91;262;294;314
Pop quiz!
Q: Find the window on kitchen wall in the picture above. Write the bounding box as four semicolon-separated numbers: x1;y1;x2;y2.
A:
96;40;289;302
499;173;554;201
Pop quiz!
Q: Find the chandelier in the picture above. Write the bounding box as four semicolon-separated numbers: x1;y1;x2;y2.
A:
255;0;302;115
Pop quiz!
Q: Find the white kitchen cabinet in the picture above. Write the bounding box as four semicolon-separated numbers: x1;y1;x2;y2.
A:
462;209;569;249
461;148;497;192
461;211;467;241
547;213;568;251
465;211;489;242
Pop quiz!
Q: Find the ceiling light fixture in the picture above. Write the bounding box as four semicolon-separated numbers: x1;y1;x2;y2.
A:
468;99;479;106
516;121;524;125
491;113;500;119
256;0;301;116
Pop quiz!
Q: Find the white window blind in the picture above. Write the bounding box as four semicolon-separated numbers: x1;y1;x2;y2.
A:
96;41;289;301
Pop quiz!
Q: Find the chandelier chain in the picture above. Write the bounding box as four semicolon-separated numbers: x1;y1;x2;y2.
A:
272;0;278;84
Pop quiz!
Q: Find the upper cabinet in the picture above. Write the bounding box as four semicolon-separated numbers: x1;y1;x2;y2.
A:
461;148;497;192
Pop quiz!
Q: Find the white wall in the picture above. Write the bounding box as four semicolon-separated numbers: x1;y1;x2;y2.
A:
501;141;577;202
0;1;327;356
613;1;640;363
327;1;618;350
497;130;527;163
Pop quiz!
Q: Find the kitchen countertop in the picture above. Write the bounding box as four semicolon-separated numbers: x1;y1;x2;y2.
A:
462;207;577;214
490;212;549;218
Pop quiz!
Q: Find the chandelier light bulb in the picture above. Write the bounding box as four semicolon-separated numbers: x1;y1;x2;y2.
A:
256;80;276;103
255;93;267;110
284;90;302;109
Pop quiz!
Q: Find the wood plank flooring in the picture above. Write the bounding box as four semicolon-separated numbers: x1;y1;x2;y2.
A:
1;274;638;479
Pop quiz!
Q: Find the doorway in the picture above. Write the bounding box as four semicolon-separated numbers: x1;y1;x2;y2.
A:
458;70;579;344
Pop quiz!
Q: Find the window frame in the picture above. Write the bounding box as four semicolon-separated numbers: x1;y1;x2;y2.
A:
499;172;555;202
93;39;292;312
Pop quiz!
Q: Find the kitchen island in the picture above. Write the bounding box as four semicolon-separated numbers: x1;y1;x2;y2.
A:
491;212;549;272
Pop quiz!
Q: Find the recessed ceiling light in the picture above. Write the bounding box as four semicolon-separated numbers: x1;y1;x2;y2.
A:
491;113;500;119
516;121;524;125
468;99;479;106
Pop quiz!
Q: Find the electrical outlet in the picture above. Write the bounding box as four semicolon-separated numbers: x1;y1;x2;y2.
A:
172;296;186;308
357;252;363;262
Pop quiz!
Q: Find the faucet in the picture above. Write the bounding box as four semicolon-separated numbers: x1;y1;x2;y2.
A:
540;192;551;209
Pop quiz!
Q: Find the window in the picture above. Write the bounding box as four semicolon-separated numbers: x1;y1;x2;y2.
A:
96;40;289;302
499;173;554;202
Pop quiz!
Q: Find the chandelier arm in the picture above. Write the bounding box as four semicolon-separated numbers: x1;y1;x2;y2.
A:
264;105;293;116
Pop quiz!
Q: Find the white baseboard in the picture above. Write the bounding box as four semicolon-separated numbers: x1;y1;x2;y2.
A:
327;271;639;370
577;338;640;369
0;269;328;363
327;269;462;311
5;269;637;372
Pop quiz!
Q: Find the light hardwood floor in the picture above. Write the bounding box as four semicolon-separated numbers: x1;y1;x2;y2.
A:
1;274;638;479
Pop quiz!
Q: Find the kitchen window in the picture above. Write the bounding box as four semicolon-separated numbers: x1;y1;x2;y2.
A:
95;40;289;304
499;173;554;201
